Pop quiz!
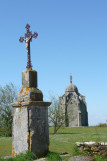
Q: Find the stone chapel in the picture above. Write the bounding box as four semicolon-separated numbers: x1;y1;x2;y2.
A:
59;75;88;127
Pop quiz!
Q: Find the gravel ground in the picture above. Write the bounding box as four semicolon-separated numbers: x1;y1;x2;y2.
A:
34;158;46;161
68;156;94;161
35;155;94;161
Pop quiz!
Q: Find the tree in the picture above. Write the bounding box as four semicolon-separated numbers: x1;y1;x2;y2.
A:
48;96;65;134
0;83;18;136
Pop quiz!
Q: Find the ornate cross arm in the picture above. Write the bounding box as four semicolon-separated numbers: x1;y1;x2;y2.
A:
19;24;38;70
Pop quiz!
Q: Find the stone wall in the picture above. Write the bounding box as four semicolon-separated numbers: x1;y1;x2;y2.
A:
67;100;79;127
76;142;107;158
79;100;88;126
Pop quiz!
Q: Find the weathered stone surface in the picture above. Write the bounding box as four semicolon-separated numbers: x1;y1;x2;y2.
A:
12;101;51;157
22;70;37;88
34;158;46;161
76;142;96;146
18;70;43;102
68;156;93;161
12;101;51;107
30;105;49;156
59;75;88;127
12;107;28;156
76;142;107;158
12;69;51;157
18;87;43;102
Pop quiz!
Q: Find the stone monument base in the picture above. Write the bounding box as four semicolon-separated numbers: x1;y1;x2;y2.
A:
12;101;51;157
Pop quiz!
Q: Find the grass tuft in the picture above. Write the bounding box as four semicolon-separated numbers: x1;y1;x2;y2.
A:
72;145;88;156
46;152;62;161
94;155;107;161
0;150;37;161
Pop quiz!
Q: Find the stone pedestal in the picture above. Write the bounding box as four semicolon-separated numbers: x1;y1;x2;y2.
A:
12;70;51;157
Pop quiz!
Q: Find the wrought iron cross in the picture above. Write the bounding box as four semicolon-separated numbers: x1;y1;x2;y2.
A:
19;24;38;70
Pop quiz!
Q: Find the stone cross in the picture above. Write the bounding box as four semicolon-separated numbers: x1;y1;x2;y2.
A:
19;24;38;70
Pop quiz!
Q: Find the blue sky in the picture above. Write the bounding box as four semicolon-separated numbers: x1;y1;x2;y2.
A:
0;0;107;125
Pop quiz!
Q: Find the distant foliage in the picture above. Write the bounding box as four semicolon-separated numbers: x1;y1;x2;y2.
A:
96;123;107;127
0;83;18;137
48;96;65;134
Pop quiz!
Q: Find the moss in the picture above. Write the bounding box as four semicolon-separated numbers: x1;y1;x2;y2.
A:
19;87;30;96
25;70;29;73
19;89;23;95
26;87;30;92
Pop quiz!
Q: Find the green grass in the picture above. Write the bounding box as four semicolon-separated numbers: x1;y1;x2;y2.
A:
0;150;36;161
0;137;12;157
94;155;107;161
46;152;62;161
0;127;107;159
49;127;107;154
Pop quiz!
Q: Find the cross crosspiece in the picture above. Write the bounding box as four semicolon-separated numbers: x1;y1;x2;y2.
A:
19;24;38;70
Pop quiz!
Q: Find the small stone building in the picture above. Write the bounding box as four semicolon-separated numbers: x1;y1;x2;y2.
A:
59;75;88;127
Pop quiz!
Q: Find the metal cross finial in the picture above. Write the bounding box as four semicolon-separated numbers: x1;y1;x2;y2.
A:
19;24;38;70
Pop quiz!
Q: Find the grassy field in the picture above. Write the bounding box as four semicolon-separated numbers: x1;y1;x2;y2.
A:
0;127;107;158
0;137;12;157
49;127;107;154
